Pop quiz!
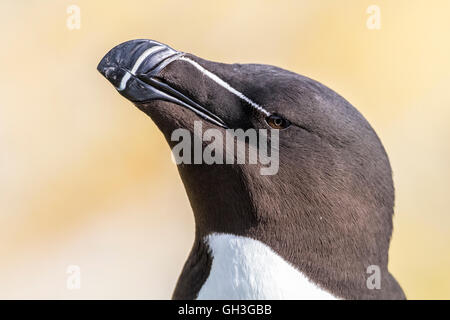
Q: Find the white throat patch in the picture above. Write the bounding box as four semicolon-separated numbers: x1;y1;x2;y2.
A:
196;233;338;300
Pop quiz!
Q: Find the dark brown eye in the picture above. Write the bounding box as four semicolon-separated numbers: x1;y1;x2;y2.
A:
266;115;291;129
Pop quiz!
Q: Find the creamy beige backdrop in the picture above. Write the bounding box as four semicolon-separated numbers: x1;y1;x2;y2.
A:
0;0;449;299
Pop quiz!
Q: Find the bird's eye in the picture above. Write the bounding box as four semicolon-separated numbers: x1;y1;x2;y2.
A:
265;115;291;129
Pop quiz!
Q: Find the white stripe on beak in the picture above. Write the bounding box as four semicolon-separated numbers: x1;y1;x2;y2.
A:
118;45;166;91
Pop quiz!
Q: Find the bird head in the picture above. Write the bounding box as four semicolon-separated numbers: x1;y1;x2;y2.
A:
98;39;400;299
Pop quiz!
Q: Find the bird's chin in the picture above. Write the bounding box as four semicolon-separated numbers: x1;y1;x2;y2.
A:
134;100;226;148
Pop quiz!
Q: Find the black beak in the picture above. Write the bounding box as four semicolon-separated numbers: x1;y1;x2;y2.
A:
97;39;228;128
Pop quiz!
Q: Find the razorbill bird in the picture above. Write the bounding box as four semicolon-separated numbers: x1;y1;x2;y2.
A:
97;39;405;300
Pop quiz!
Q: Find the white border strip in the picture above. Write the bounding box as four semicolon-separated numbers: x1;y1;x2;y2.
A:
176;56;271;116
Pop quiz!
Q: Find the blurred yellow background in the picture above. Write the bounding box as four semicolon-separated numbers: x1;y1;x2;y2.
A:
0;0;449;299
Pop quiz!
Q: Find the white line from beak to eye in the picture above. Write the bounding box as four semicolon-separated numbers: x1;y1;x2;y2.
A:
117;45;271;117
175;56;271;117
118;45;166;91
